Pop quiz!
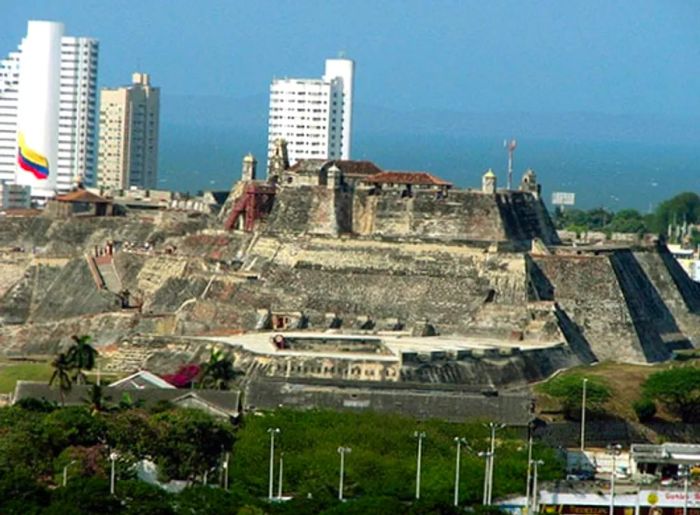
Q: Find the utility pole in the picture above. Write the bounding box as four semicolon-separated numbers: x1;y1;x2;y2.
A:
504;139;517;190
223;452;230;491
525;423;534;513
478;450;493;505
581;378;588;452
531;460;544;514
277;452;284;499
607;444;622;515
454;437;468;507
337;446;351;501
414;431;426;500
485;422;505;505
267;428;280;500
680;464;690;515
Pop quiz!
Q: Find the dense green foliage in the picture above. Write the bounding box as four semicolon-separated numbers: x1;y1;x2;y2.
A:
0;404;564;513
554;207;650;237
539;374;612;419
632;398;657;422
642;366;700;422
198;349;240;390
230;409;562;505
553;191;700;242
653;192;700;234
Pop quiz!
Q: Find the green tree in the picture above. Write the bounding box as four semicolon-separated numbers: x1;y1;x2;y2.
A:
116;479;175;515
586;208;614;230
607;209;648;235
44;476;121;515
54;444;109;484
199;349;240;390
642;367;700;422
150;408;235;481
39;407;108;455
49;352;73;406
174;485;255;515
652;192;700;234
0;467;49;514
105;409;159;462
66;335;99;385
633;398;657;422
539;374;612;420
84;383;113;414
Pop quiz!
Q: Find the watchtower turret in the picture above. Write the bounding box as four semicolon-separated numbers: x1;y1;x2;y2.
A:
242;153;257;182
482;169;497;194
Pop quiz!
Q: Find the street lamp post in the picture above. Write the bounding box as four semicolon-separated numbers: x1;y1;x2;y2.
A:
478;450;493;506
267;428;280;500
581;378;588;452
525;423;534;514
62;460;77;487
484;422;506;505
337;446;351;501
531;460;544;515
414;431;426;500
278;452;284;499
109;452;118;495
454;437;468;507
680;464;690;515
607;444;622;515
223;452;230;491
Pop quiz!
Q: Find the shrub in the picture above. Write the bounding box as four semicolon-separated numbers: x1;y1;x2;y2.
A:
633;398;656;422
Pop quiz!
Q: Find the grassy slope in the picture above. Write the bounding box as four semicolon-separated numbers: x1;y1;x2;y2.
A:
534;356;700;422
0;358;122;394
0;359;53;393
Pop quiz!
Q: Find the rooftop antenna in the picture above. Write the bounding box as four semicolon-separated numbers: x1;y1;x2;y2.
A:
504;139;517;190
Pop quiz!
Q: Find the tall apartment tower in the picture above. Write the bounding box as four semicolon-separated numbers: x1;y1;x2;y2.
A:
97;73;160;190
0;21;98;199
267;57;354;167
59;36;99;191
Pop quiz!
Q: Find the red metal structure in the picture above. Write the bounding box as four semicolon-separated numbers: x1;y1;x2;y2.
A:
224;182;276;232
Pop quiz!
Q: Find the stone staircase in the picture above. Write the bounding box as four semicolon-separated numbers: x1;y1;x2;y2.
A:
103;345;154;373
96;260;123;293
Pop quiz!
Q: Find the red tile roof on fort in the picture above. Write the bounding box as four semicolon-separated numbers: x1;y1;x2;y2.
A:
362;171;452;186
288;159;383;177
55;189;112;204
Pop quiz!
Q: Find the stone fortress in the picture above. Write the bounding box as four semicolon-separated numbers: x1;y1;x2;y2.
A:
1;141;699;422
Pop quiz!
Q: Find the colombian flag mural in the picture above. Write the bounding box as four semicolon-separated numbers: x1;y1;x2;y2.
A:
17;132;49;180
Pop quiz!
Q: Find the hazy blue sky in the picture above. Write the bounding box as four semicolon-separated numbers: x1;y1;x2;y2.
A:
2;0;699;116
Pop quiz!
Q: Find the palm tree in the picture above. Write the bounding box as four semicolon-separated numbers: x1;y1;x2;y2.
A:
84;383;112;414
49;352;73;406
67;335;99;384
199;349;239;390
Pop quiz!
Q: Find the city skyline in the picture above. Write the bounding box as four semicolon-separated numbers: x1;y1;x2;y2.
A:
1;1;698;117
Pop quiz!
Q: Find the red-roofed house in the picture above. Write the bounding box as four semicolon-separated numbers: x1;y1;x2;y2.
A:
45;188;114;217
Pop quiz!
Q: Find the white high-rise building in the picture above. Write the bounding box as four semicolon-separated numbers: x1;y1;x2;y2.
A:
0;21;98;199
58;36;99;191
267;57;354;167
